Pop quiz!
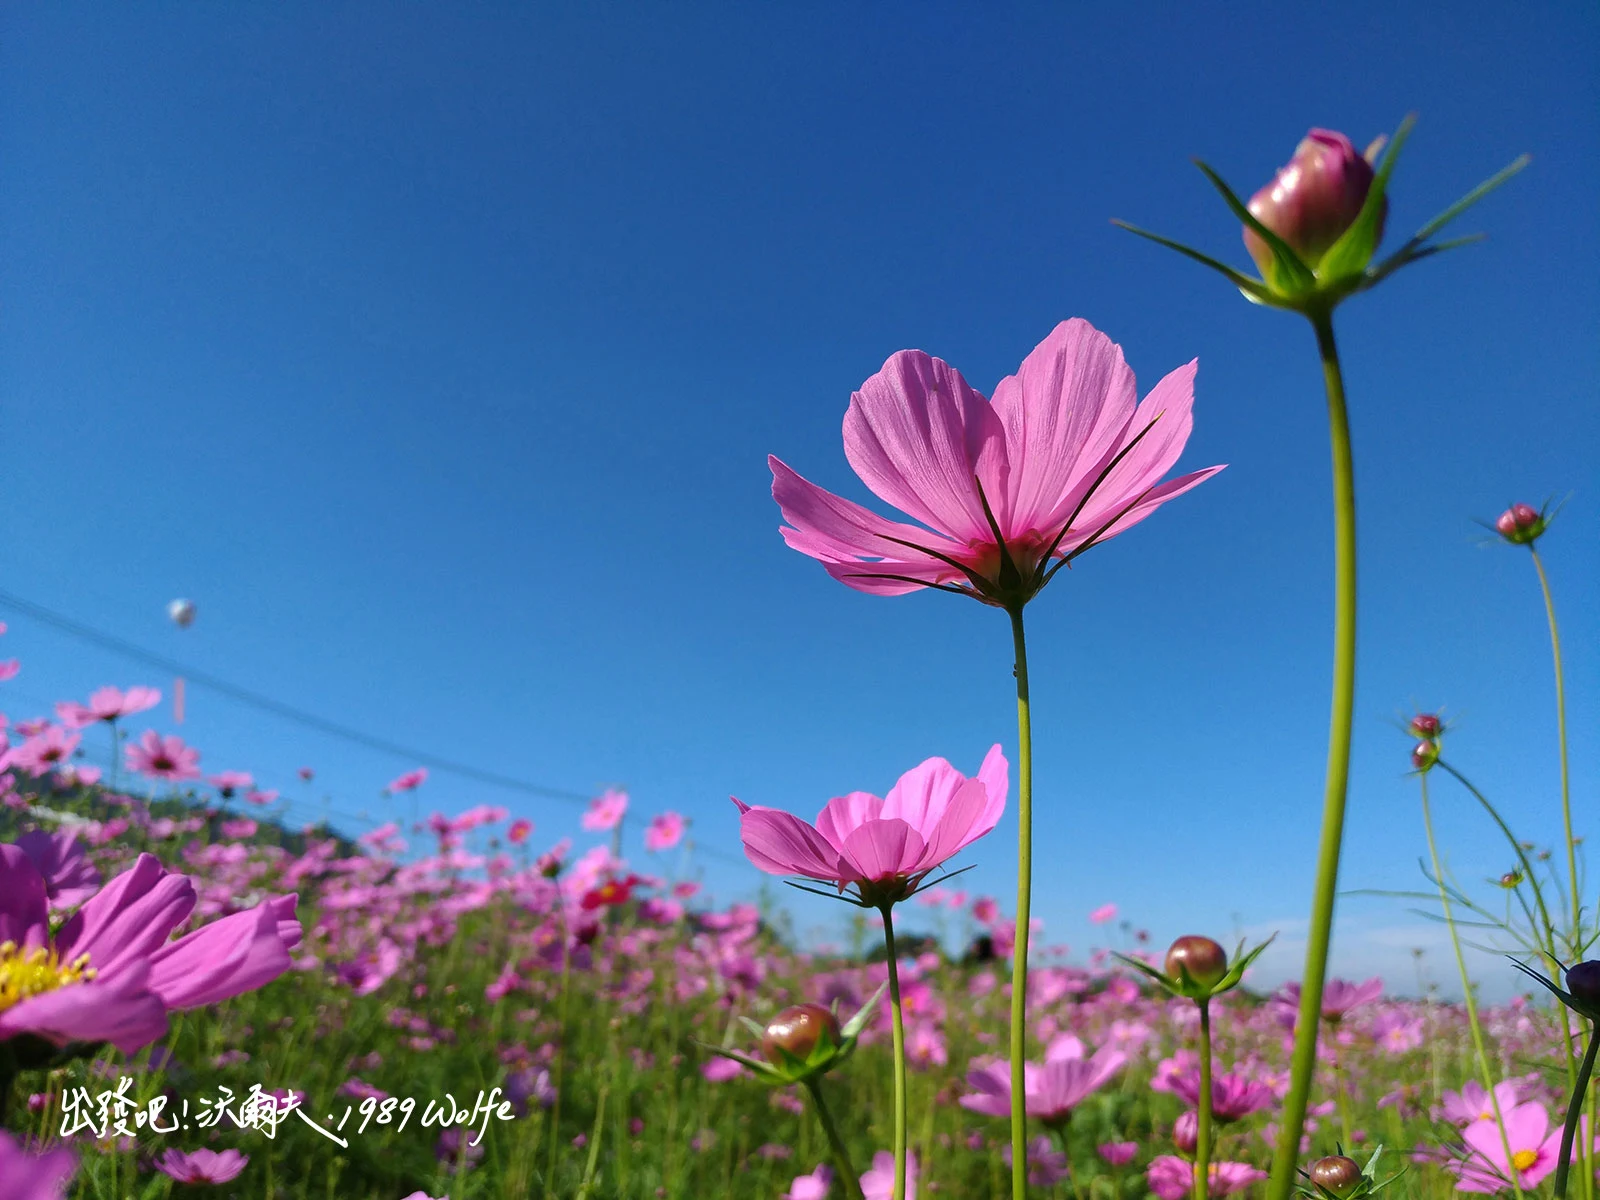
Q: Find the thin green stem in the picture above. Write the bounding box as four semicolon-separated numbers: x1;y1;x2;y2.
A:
1007;603;1034;1200
1529;550;1578;940
1265;310;1358;1200
1555;1024;1598;1200
1194;999;1213;1200
1420;771;1525;1200
804;1080;866;1200
882;905;908;1200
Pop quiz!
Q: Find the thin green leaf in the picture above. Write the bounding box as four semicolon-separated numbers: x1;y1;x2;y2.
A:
1409;154;1530;247
1110;219;1277;300
1192;158;1314;292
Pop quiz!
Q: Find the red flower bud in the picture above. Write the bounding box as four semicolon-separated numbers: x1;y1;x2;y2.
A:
1407;713;1441;739
761;1004;840;1064
1244;130;1385;275
1411;740;1440;771
1165;935;1228;990
1309;1155;1365;1197
1495;503;1546;545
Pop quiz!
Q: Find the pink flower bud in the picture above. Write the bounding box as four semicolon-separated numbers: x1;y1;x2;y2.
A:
1407;713;1441;739
1410;740;1439;771
1244;130;1385;275
1495;503;1546;545
1173;1109;1199;1154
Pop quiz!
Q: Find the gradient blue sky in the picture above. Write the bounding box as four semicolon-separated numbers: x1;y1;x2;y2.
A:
4;4;1596;997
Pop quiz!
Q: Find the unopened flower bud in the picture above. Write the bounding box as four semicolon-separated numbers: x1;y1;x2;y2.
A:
1411;740;1439;771
1408;713;1441;739
1567;962;1600;1006
1165;935;1228;990
1174;1109;1199;1154
1497;871;1523;889
1495;503;1546;545
1244;130;1385;276
1309;1155;1365;1197
761;1004;839;1064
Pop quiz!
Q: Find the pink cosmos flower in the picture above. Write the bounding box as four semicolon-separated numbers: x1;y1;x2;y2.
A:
125;731;201;781
508;818;534;845
1099;1142;1139;1167
1003;1136;1070;1187
960;1045;1126;1124
1148;1157;1267;1200
1451;1101;1564;1192
57;686;161;728
581;789;629;832
861;1149;918;1200
297;766;315;781
0;846;300;1054
209;771;254;797
770;318;1222;608
154;1148;248;1183
0;1130;75;1199
733;747;1007;907
245;789;278;806
8;728;80;776
0;661;17;683
387;768;428;793
644;811;686;852
1089;902;1118;924
1167;1071;1276;1122
1440;1081;1521;1127
783;1164;833;1200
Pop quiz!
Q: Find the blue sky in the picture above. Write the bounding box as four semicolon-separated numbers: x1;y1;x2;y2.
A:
3;3;1595;998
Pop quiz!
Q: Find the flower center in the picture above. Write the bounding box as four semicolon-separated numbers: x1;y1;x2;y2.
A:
1512;1150;1538;1173
0;941;95;1011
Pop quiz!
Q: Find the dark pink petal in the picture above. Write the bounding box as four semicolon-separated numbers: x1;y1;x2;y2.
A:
814;791;885;853
736;805;842;882
988;319;1138;537
771;457;956;564
15;830;100;909
843;350;1006;543
0;1129;76;1200
0;964;169;1054
148;895;299;1009
818;558;955;596
837;819;924;882
55;854;195;974
0;845;50;948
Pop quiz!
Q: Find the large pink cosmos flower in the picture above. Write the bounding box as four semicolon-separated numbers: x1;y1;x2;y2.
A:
1451;1101;1565;1192
57;686;161;728
124;731;201;782
770;319;1222;608
7;728;80;776
0;845;300;1055
0;1130;74;1199
960;1045;1126;1125
733;747;1007;907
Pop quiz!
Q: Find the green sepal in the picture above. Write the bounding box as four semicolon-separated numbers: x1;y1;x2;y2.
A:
1192;158;1315;295
841;982;888;1040
1112;935;1275;1001
1317;115;1414;283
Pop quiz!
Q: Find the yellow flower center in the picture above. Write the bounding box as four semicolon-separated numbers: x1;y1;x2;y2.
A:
1512;1150;1538;1172
0;941;94;1011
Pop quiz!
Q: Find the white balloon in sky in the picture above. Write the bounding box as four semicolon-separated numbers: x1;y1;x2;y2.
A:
167;598;197;628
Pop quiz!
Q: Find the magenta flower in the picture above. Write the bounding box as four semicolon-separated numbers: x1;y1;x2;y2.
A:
644;811;686;852
57;686;161;728
771;319;1222;608
0;846;300;1054
1099;1142;1139;1167
733;747;1007;907
154;1147;248;1183
1148;1156;1267;1200
861;1149;918;1200
0;1130;75;1198
581;789;629;832
1243;129;1385;275
124;731;201;782
783;1165;833;1200
507;818;534;845
1440;1081;1522;1127
14;831;100;909
1089;902;1118;924
1451;1101;1564;1192
7;728;80;776
0;661;17;683
960;1045;1126;1124
1168;1071;1276;1122
387;767;428;793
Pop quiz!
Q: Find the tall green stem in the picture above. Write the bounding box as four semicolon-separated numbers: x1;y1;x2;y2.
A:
1007;603;1034;1200
1420;771;1525;1200
1194;999;1213;1200
1556;1024;1598;1200
1265;311;1357;1200
1529;550;1577;941
882;906;908;1200
804;1079;867;1200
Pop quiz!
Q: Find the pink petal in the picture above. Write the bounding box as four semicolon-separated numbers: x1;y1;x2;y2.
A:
1079;359;1199;515
881;757;966;833
148;895;299;1009
1068;464;1225;551
976;744;1009;824
843;349;1007;543
911;778;994;870
0;845;49;948
837;819;925;882
988;319;1138;536
770;457;957;565
55;854;195;974
815;791;885;853
0;963;170;1054
735;804;842;882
